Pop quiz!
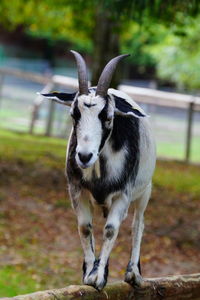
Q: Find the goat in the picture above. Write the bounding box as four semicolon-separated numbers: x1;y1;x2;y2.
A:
41;50;156;291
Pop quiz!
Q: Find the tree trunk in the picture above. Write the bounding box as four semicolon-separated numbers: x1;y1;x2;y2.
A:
91;9;121;88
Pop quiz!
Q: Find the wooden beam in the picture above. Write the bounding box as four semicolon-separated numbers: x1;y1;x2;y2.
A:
1;274;200;300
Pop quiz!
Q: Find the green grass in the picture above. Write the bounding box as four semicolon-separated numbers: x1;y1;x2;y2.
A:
0;266;41;297
157;137;200;162
154;161;200;198
0;128;66;168
0;128;200;196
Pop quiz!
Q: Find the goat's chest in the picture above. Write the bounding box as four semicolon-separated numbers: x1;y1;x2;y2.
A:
82;144;127;204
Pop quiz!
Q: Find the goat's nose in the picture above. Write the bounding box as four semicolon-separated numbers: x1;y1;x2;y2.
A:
78;152;93;164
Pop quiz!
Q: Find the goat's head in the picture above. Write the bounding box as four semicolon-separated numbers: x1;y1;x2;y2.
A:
41;51;146;169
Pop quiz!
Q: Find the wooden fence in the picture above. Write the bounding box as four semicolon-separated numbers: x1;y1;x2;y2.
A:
1;274;200;300
0;67;200;162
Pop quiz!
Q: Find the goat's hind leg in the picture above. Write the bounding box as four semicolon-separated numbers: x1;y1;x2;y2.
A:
125;184;151;286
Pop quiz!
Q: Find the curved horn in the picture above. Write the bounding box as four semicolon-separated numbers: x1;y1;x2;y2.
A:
96;54;130;98
70;50;88;95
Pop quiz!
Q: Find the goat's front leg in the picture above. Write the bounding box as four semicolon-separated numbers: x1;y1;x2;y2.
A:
125;184;151;286
87;194;129;290
70;189;95;285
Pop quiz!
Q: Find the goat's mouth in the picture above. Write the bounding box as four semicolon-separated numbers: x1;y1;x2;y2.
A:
77;161;95;170
78;162;90;169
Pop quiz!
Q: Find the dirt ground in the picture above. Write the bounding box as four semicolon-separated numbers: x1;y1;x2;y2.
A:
0;160;200;291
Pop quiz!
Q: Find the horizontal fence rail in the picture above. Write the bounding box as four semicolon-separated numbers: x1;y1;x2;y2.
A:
0;67;200;162
119;84;200;110
1;274;200;300
1;67;200;108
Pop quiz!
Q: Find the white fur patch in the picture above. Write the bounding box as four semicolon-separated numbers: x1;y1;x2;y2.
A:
82;159;101;181
78;93;105;109
74;92;114;169
102;142;127;182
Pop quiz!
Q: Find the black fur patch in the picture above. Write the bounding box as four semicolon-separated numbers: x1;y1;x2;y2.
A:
98;98;112;152
105;224;115;240
138;257;141;275
42;92;76;102
115;96;146;117
84;102;96;108
82;260;87;279
71;100;81;123
89;258;100;276
90;236;94;253
102;206;109;218
80;223;92;238
101;259;109;290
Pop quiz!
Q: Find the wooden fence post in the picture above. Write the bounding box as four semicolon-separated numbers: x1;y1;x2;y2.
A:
185;101;194;163
0;72;5;109
45;99;55;136
29;82;54;135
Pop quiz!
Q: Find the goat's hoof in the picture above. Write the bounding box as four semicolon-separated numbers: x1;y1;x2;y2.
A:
125;262;143;287
95;278;107;291
125;272;143;287
85;259;108;291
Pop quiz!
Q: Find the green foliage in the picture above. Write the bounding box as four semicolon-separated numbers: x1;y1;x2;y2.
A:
121;23;156;68
147;16;200;89
0;0;200;87
0;0;94;52
0;0;200;53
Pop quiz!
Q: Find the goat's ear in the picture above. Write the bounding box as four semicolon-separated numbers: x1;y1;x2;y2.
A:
114;96;147;118
38;91;77;106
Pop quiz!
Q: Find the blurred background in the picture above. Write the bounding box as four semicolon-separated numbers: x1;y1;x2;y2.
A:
0;0;200;297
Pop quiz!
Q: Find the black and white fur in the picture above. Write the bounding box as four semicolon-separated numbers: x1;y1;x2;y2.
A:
41;86;156;290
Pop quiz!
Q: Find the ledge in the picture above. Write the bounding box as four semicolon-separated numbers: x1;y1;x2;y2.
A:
1;273;200;300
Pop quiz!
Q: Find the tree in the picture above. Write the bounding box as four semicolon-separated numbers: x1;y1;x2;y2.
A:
0;0;200;87
147;15;200;90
